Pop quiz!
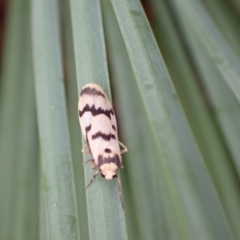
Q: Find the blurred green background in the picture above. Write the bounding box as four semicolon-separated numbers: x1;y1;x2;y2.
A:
1;0;240;239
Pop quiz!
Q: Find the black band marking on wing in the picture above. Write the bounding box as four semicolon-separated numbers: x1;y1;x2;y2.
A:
79;105;114;120
85;125;92;154
92;132;116;141
85;124;91;133
80;87;105;98
98;154;121;167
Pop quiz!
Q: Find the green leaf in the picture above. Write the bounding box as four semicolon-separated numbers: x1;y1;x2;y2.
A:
60;1;89;240
169;0;240;105
178;16;240;238
31;0;80;239
69;1;127;240
171;1;240;183
9;35;39;240
201;0;240;59
110;0;234;239
1;0;240;239
150;1;240;239
0;1;37;239
101;1;168;239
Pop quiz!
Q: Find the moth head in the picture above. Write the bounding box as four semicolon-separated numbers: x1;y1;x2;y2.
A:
100;163;118;180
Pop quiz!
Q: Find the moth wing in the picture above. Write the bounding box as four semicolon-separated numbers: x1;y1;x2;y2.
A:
88;114;121;164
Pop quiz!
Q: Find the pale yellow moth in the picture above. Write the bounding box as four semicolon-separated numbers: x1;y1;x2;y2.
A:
78;83;128;209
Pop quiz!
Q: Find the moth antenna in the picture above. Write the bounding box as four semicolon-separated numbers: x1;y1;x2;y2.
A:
117;176;125;211
84;170;100;190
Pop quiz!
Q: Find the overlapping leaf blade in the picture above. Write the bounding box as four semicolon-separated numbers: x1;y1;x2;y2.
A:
69;1;127;240
109;0;234;239
31;0;80;239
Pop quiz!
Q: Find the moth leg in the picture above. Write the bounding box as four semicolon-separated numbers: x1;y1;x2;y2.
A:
82;159;97;170
116;177;125;210
92;161;97;170
82;158;93;166
119;141;128;154
82;144;90;154
84;170;100;190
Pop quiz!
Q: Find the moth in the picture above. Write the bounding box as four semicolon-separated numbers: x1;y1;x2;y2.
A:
78;83;128;209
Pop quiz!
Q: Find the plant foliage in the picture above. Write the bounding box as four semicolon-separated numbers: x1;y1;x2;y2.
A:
1;0;240;239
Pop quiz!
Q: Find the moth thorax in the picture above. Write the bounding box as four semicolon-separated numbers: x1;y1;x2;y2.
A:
100;163;118;180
